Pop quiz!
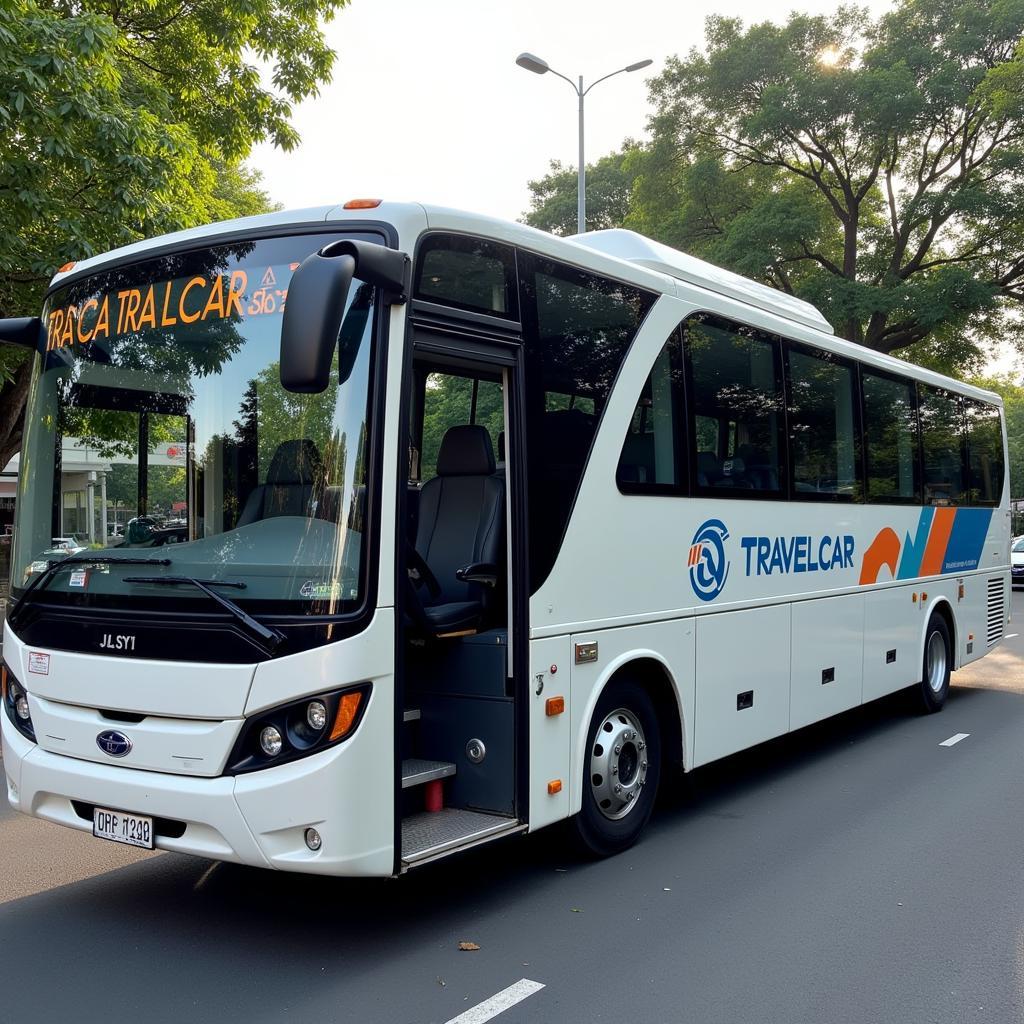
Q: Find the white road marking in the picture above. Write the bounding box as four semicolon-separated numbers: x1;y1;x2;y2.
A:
443;979;545;1024
940;733;970;747
1005;633;1019;639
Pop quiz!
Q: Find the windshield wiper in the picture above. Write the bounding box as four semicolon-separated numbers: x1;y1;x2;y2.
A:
121;575;284;655
8;556;172;629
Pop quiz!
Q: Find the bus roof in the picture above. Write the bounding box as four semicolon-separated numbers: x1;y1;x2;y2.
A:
47;201;1000;407
570;229;834;336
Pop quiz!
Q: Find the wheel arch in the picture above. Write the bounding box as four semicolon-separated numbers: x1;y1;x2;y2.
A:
570;650;686;816
921;595;957;674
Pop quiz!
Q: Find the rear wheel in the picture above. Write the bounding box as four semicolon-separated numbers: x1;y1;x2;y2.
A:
916;612;951;713
573;679;661;857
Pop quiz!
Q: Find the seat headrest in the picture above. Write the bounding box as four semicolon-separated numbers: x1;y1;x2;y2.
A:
267;439;322;485
697;450;719;474
436;425;495;477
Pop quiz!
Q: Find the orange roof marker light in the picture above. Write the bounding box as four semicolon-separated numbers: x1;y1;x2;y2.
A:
343;198;382;210
57;262;76;274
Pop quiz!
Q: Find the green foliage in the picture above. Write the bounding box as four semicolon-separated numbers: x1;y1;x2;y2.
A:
524;145;644;236
523;0;1024;372
0;0;344;462
971;374;1024;500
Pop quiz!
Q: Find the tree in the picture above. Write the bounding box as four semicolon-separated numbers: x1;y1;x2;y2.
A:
524;146;643;236
523;0;1024;369
0;0;347;465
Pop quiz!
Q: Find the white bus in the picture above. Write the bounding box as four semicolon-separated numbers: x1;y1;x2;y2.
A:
0;203;1011;873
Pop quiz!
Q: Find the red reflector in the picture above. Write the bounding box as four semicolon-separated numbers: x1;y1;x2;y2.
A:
343;198;382;210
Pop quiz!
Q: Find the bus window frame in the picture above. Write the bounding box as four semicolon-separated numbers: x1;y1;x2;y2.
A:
681;311;789;502
782;338;864;505
858;363;924;506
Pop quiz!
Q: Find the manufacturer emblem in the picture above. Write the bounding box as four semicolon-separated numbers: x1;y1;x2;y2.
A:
688;519;730;602
96;730;133;758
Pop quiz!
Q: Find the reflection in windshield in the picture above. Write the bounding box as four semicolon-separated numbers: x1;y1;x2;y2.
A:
12;233;379;618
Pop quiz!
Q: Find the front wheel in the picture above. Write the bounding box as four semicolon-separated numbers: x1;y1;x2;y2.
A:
916;612;951;713
573;679;661;857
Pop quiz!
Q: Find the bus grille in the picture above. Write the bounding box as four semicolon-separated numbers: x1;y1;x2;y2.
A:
987;577;1005;647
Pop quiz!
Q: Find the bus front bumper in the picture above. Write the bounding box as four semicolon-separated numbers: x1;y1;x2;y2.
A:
1;711;394;877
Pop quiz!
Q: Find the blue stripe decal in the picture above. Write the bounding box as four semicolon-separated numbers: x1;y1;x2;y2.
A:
942;508;993;573
897;507;934;580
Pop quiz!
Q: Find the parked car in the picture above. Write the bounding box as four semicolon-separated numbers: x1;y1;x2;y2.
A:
1013;535;1024;589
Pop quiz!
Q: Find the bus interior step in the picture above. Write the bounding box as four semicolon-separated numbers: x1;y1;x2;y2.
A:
401;807;524;867
401;758;456;789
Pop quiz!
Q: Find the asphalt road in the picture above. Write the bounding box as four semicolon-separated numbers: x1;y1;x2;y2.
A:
1;593;1023;1024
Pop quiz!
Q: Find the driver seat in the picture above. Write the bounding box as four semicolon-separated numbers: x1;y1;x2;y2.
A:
414;425;504;636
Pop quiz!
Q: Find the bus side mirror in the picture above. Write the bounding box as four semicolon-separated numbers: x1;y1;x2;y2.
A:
280;240;409;394
280;251;356;393
0;317;43;350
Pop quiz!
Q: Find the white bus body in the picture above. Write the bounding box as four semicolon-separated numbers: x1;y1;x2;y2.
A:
1;202;1011;875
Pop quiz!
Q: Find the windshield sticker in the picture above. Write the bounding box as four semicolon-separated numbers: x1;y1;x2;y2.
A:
45;263;296;351
299;580;343;601
28;652;50;675
68;570;88;588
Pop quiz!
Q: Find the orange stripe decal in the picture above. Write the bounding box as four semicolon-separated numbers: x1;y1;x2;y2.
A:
859;527;901;585
919;508;956;577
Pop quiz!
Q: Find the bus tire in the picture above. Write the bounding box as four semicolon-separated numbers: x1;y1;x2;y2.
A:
917;612;951;714
573;678;661;857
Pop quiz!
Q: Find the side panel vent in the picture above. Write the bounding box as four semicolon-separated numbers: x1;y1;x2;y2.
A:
987;577;1005;648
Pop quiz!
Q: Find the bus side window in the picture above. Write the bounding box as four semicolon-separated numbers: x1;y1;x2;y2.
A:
786;345;860;501
861;370;921;504
616;331;686;494
964;398;1003;506
684;314;784;497
919;385;966;507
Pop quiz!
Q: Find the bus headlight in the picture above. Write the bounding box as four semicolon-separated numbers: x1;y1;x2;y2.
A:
225;684;371;775
2;663;36;743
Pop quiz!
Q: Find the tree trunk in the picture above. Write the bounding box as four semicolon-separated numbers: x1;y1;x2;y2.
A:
0;356;33;470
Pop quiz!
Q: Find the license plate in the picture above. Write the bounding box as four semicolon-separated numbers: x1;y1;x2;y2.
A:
92;806;154;849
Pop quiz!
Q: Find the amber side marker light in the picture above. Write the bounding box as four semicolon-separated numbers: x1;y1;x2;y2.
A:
1;664;8;702
547;780;562;795
545;696;565;717
57;261;76;274
329;690;365;741
343;198;382;210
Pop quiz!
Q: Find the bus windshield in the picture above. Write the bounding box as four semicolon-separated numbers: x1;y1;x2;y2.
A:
11;232;378;620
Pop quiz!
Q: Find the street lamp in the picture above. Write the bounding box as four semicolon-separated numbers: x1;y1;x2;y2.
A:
516;52;652;234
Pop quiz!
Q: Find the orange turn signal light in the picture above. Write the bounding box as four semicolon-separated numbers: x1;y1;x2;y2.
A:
0;664;7;702
545;696;565;717
343;198;382;210
57;261;76;274
329;690;365;741
547;779;562;795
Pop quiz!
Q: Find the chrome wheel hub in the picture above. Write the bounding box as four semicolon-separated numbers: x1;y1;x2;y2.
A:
927;629;947;693
590;708;648;820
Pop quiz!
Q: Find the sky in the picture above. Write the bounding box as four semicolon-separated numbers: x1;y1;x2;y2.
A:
251;0;893;222
250;0;1020;378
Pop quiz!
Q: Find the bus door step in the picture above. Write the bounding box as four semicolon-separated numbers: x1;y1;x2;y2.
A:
401;758;456;788
401;808;525;868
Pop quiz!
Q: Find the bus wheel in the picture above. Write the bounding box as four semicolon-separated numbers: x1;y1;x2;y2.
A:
574;679;661;857
917;612;951;714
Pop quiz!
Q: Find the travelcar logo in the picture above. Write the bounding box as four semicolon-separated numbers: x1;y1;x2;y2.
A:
688;519;730;602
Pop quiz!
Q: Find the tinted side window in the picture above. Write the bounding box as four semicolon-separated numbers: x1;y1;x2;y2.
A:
786;346;859;501
414;234;518;320
965;398;1003;506
919;385;966;506
616;331;686;494
520;254;656;590
862;371;920;503
685;314;784;496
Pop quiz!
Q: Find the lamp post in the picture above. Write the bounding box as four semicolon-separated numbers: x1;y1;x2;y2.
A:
516;52;652;234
